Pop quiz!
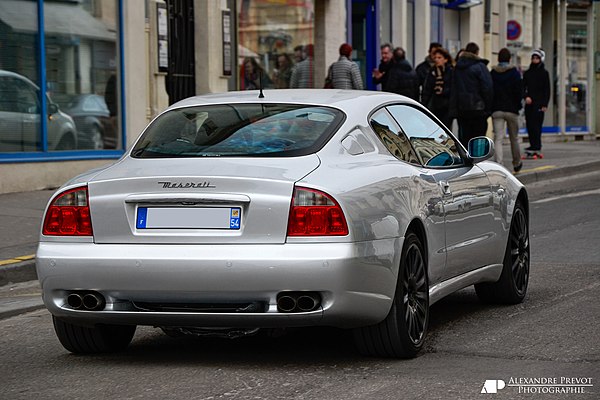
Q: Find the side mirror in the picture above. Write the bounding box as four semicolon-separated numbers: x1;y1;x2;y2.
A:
47;103;59;115
467;136;494;163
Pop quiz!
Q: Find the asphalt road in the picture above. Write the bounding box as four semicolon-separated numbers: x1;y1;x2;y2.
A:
1;172;599;399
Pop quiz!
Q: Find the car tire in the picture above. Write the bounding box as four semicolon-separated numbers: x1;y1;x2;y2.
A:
52;316;136;354
56;133;76;150
475;200;529;304
353;232;429;358
90;125;104;150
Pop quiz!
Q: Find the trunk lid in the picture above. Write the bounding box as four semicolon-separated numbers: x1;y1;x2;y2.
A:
88;156;320;244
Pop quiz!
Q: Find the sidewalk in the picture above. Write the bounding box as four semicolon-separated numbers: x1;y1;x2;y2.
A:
1;139;599;319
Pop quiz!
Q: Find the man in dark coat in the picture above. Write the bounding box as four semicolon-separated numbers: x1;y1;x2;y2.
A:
523;49;551;154
449;42;493;147
491;48;523;172
372;43;394;91
386;47;419;101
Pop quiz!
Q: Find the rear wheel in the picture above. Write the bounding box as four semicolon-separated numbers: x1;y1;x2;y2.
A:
475;200;529;304
53;316;136;354
353;232;429;358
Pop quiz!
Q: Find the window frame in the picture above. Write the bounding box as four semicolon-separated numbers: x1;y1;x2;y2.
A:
369;102;468;169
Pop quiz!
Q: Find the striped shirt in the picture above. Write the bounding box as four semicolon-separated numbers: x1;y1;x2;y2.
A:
329;56;363;90
290;58;314;88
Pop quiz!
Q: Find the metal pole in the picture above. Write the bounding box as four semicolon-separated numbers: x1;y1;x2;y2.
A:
558;0;567;137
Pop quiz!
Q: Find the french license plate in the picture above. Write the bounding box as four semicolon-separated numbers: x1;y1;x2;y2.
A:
136;207;241;229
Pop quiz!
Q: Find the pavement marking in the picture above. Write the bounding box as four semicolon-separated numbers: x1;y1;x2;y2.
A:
0;254;35;267
532;188;600;204
519;165;557;174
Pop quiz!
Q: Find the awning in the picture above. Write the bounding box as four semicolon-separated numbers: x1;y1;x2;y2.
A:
0;0;115;41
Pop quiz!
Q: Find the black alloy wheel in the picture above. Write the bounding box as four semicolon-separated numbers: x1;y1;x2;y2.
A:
353;232;429;358
475;200;529;304
403;239;429;345
510;206;529;297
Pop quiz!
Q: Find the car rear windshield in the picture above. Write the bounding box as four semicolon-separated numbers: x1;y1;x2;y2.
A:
131;104;345;158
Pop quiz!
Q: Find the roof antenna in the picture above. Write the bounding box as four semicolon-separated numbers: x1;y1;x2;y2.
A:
258;71;265;99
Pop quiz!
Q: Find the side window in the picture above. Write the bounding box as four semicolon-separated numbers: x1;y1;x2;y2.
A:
369;109;419;164
387;105;463;167
15;80;39;114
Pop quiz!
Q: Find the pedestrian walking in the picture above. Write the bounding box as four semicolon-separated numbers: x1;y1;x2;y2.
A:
416;42;442;101
290;44;314;88
372;43;394;91
385;47;419;100
326;43;363;90
491;48;523;172
449;42;493;147
421;47;453;128
523;48;551;157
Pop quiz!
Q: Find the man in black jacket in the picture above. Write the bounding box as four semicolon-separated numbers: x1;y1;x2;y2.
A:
372;43;394;91
386;47;419;101
491;48;523;172
449;42;493;147
523;49;551;155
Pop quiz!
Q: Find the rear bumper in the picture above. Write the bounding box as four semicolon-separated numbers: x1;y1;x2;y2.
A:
36;239;402;329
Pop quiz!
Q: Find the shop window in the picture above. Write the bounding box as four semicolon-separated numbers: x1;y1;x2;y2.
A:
237;0;315;90
0;0;40;153
0;0;123;158
45;0;121;150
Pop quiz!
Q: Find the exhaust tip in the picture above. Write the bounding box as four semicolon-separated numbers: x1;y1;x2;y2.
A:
297;295;319;312
277;292;321;313
277;295;297;313
82;293;105;311
67;293;83;309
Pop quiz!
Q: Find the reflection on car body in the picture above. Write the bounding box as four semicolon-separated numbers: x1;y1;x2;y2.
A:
0;70;76;151
37;90;530;358
62;94;111;150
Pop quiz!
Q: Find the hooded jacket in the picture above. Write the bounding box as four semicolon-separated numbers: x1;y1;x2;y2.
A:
491;64;522;114
523;62;550;109
449;51;493;118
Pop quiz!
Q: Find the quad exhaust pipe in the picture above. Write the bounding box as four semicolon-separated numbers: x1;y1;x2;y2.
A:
66;291;105;311
277;292;321;313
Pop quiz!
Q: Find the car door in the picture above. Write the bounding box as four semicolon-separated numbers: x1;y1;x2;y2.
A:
0;77;24;151
14;78;41;151
368;108;447;285
386;104;497;280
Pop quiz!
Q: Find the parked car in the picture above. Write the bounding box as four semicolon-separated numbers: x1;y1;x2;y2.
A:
0;70;77;151
36;90;530;357
62;94;110;150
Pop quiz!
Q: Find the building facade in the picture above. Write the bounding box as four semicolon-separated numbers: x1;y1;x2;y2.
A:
0;0;597;193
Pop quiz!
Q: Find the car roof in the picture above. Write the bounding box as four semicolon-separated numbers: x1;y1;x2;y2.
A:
0;69;39;88
170;89;419;112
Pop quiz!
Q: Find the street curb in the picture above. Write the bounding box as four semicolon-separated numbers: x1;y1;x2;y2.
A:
516;160;600;185
0;297;44;320
0;260;37;287
0;160;598;289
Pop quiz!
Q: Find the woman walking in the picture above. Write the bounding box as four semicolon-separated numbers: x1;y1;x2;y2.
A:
421;47;453;128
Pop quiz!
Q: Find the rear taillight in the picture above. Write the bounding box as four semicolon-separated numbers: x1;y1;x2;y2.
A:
42;186;93;236
287;187;348;236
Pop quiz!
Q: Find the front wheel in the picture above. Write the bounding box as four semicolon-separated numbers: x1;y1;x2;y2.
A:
53;316;136;354
353;232;429;358
475;200;529;304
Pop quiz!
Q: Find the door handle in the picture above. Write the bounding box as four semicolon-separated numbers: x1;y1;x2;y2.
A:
439;181;452;197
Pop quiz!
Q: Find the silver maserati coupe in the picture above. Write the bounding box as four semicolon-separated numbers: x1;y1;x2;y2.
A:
36;89;529;358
